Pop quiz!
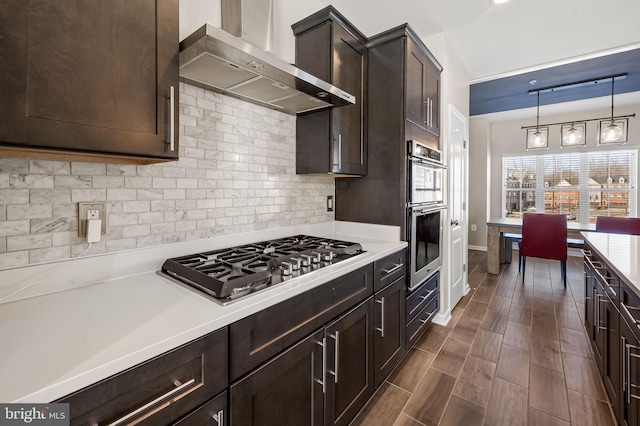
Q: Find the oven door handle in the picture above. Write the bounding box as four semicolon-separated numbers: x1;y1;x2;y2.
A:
411;205;448;215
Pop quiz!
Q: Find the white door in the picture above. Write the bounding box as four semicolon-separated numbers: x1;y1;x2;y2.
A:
449;106;468;308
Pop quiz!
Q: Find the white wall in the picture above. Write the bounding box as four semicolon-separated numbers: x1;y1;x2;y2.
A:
468;118;490;249
179;0;325;64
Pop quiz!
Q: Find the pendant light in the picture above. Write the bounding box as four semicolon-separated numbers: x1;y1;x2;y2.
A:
527;91;547;149
600;77;623;143
563;123;582;144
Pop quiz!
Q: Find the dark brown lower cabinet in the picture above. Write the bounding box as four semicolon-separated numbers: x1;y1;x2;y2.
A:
230;299;374;426
57;328;228;426
373;277;406;387
584;256;596;340
602;291;621;420
325;299;375;426
593;279;606;373
174;391;227;426
230;329;325;426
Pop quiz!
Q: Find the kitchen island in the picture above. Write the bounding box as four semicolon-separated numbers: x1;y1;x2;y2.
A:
581;231;640;424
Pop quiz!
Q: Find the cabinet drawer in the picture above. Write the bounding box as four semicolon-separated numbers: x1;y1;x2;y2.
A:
229;264;374;381
173;391;227;426
406;293;439;350
374;249;406;292
621;282;640;342
58;328;228;426
406;272;439;322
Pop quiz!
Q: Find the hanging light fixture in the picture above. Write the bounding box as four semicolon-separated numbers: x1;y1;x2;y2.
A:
599;76;627;144
526;91;548;149
522;74;634;148
561;122;586;146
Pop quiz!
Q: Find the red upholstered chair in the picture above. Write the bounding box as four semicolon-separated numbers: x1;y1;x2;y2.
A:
595;216;640;236
518;213;568;287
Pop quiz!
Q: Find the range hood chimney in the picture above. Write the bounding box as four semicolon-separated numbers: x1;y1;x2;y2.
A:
179;0;355;115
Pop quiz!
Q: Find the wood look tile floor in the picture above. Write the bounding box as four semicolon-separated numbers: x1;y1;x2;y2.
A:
351;250;616;426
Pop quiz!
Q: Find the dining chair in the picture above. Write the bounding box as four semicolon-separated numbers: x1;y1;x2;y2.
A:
519;213;568;288
595;216;640;235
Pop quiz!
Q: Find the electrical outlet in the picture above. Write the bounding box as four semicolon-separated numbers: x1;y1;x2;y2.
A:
78;203;107;236
327;195;334;212
471;224;477;231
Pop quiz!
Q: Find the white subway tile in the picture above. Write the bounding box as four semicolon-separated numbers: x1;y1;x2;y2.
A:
71;162;106;176
123;201;151;213
7;233;51;251
106;238;137;252
0;158;29;174
107;189;137;201
29;246;70;263
138;212;165;224
70;189;106;203
29;160;70;175
93;176;125;188
151;222;175;234
0;189;29;204
137;189;164;200
108;213;139;226
10;174;55;189
0;251;29;268
7;204;51;220
55;175;92;189
151;200;175;212
122;224;150;238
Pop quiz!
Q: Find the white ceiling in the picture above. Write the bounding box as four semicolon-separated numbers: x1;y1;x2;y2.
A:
318;0;640;81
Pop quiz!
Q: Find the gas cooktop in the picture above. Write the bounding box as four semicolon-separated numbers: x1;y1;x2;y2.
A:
159;235;365;305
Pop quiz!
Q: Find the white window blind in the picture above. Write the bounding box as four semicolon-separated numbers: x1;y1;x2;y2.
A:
502;148;637;223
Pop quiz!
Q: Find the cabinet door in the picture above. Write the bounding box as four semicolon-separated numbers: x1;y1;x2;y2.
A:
424;62;440;136
603;294;621;420
331;24;366;175
584;257;596;340
374;277;406;387
230;330;324;426
0;0;178;161
594;281;606;374
405;39;427;129
621;317;640;426
173;391;227;426
325;298;375;426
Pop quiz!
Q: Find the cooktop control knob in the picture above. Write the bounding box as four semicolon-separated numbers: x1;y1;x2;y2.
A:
322;251;334;262
300;254;311;267
290;257;301;270
310;252;321;264
280;261;292;276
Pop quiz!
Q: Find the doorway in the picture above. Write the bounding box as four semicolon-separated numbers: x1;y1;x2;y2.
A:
448;105;469;309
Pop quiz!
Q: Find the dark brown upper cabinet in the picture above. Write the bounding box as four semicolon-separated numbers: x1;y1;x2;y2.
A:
293;6;367;176
0;0;179;164
335;25;442;234
406;38;441;137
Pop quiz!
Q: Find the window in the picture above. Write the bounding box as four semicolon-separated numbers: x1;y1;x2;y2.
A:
503;149;637;223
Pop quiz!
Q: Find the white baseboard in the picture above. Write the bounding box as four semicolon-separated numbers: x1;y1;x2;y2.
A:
432;310;451;326
468;245;487;251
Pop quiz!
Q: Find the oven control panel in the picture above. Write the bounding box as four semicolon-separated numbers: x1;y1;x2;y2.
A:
408;140;442;164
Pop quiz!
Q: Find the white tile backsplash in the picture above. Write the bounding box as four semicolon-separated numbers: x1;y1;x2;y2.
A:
0;83;334;269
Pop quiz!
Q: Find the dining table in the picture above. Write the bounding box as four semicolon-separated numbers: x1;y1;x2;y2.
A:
486;217;596;275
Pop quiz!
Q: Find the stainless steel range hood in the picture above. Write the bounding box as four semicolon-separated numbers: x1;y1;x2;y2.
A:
179;2;355;115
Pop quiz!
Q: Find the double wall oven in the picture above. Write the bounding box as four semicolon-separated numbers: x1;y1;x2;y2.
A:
407;140;447;291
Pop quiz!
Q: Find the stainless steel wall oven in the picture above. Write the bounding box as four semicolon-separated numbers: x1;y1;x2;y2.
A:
407;140;446;291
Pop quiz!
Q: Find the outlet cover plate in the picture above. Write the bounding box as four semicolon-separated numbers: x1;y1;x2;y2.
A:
78;203;107;236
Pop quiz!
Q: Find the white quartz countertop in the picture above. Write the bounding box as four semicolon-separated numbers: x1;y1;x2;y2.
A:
0;222;406;403
582;231;640;296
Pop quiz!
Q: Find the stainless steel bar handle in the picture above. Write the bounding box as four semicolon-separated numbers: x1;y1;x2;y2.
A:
429;99;433;127
329;331;339;383
212;409;224;426
314;338;327;394
106;378;196;426
169;86;175;152
595;294;601;334
622;302;640;328
424;98;430;126
376;297;385;337
419;288;436;301
382;263;404;275
338;135;342;170
625;336;631;404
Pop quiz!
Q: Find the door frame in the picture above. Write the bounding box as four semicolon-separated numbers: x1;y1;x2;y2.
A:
433;104;470;326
